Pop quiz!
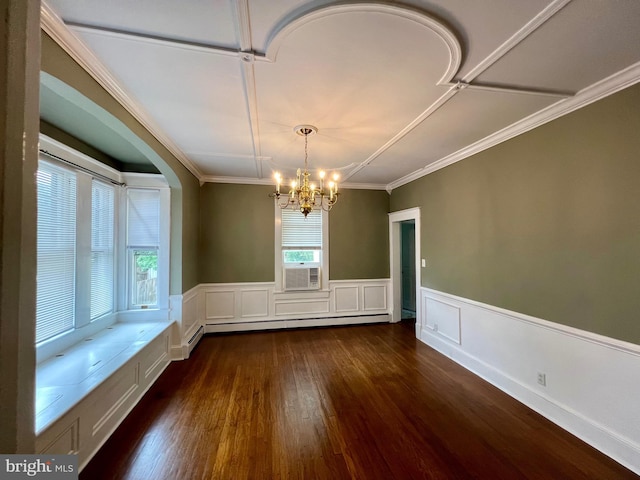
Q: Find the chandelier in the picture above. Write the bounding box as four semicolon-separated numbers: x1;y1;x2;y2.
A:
270;125;340;217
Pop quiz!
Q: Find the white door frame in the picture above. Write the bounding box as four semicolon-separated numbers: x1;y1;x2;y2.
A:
388;208;421;335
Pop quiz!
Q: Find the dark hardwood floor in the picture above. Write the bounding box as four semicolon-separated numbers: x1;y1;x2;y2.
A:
81;321;637;479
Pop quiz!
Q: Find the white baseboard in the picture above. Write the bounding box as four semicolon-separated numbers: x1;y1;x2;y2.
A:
419;288;640;475
205;314;390;334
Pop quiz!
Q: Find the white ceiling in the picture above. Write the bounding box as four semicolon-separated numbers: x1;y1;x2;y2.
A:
42;0;640;190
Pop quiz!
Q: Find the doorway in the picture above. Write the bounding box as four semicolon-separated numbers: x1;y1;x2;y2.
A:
401;220;416;321
389;208;421;337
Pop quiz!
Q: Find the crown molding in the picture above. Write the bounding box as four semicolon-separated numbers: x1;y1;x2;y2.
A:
200;176;274;186
199;175;386;190
40;1;204;182
387;61;640;192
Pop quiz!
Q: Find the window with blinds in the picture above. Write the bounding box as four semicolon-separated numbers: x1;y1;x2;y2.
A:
91;180;115;320
36;162;77;343
127;189;160;308
281;208;322;264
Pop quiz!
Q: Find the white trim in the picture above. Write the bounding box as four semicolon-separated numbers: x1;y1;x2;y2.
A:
193;279;390;332
39;134;123;183
388;208;421;328
345;85;459;182
205;314;389;334
199;174;388;190
460;0;572;83
424;288;640;356
40;1;203;181
419;287;640;474
387;61;640;191
274;200;329;293
265;3;461;85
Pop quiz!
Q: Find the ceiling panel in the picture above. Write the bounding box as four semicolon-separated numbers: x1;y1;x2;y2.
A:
190;153;259;177
48;0;237;47
349;88;558;184
70;27;255;158
476;0;640;93
254;8;454;175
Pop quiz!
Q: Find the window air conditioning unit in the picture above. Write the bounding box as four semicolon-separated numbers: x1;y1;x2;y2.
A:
284;266;320;291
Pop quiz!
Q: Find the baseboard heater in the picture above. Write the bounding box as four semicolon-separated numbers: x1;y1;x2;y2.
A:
187;325;204;354
205;313;390;334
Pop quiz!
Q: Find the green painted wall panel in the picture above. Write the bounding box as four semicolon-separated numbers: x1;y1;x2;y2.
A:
391;83;640;344
329;189;390;279
199;183;275;283
198;185;390;283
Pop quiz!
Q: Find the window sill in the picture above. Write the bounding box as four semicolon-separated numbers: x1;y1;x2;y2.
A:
35;321;172;434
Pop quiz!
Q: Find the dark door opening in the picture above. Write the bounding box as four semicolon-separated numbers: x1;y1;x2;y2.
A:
400;220;416;323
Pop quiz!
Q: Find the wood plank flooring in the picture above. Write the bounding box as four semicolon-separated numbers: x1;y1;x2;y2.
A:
80;322;638;479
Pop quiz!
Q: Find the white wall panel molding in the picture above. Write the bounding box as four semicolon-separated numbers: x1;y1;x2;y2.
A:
424;297;461;344
240;289;270;318
198;280;390;333
36;323;171;471
363;285;387;311
420;287;640;474
335;286;359;313
170;286;200;360
205;290;236;320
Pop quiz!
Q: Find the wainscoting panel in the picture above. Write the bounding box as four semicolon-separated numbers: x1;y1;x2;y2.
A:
424;297;461;344
274;300;330;316
335;286;359;313
241;289;270;318
36;324;172;471
419;288;640;475
39;419;78;455
196;280;390;334
171;287;200;360
205;290;235;320
363;285;387;310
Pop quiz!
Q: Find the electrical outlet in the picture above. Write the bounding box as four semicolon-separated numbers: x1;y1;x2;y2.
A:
537;372;546;386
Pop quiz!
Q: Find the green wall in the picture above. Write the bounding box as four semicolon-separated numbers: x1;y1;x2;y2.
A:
330;189;390;279
199;183;275;283
41;33;200;293
198;185;390;283
390;83;640;344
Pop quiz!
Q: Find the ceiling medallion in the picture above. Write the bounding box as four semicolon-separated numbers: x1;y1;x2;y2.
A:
270;125;339;217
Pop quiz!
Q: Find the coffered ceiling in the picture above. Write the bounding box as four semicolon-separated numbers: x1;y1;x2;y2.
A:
41;0;640;190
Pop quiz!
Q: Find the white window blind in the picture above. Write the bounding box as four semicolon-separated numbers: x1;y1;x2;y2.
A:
127;189;160;247
127;189;160;308
282;208;322;248
91;180;115;320
36;162;77;343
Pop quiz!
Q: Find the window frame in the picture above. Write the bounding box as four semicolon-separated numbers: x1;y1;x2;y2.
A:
274;201;329;292
36;140;121;361
36;135;171;362
116;179;170;316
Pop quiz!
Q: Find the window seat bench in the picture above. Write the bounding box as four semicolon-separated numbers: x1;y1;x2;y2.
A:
35;321;173;469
